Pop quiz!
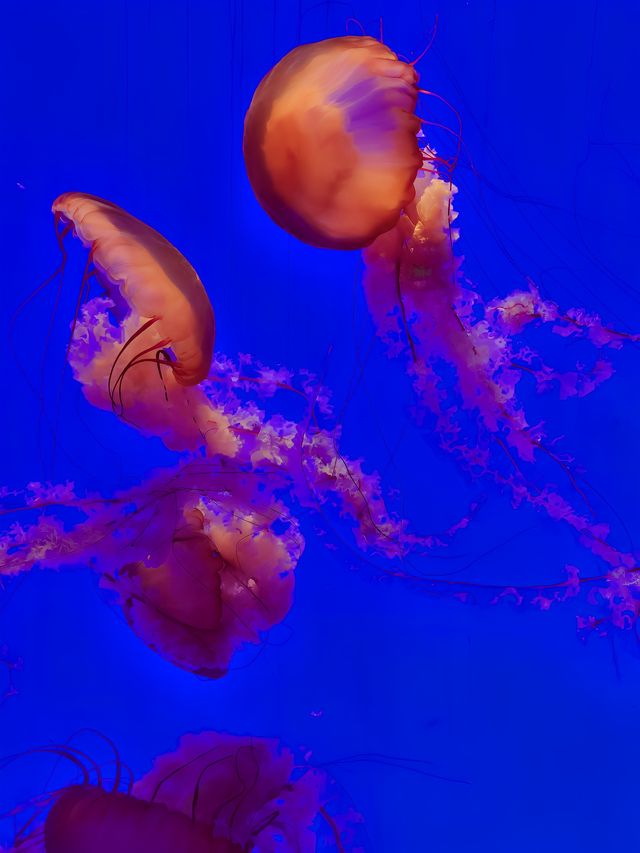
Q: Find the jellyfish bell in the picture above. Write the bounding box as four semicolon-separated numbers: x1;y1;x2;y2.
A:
243;35;423;250
51;192;215;394
45;785;239;853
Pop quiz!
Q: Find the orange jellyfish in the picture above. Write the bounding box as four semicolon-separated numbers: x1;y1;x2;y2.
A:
52;193;215;406
243;36;640;636
104;468;303;679
47;193;233;454
243;36;422;249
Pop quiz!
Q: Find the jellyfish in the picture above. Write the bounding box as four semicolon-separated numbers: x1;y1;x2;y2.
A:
0;464;302;678
1;730;360;851
243;36;640;633
42;192;234;457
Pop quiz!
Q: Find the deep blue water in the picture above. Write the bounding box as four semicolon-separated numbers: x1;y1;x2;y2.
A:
1;1;640;850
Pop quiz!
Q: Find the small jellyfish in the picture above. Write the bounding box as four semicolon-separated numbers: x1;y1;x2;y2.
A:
1;730;359;852
243;36;422;249
105;471;302;678
0;464;302;678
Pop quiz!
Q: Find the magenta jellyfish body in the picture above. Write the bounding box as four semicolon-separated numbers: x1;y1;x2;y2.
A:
3;730;358;852
243;36;422;249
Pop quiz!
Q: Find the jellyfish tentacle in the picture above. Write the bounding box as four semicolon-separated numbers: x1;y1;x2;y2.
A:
110;336;172;417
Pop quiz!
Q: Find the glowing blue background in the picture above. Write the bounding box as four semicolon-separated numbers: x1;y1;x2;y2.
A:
1;1;639;850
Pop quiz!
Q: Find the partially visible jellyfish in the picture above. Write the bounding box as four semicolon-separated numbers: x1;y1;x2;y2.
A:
1;730;361;851
243;36;640;633
0;465;302;678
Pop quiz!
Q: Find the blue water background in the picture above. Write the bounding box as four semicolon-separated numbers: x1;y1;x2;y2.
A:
1;1;639;850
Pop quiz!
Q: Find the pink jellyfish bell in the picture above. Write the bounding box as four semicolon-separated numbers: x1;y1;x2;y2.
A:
243;36;422;249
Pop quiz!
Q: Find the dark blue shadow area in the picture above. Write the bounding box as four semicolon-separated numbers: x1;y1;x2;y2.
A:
1;1;639;851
